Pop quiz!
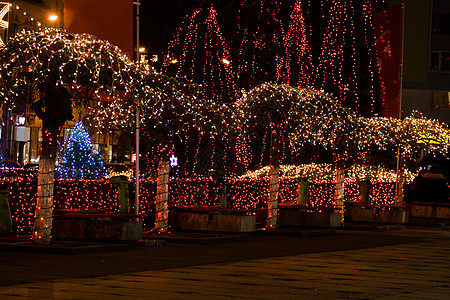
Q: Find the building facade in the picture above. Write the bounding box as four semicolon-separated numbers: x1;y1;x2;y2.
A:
387;0;450;124
1;0;128;166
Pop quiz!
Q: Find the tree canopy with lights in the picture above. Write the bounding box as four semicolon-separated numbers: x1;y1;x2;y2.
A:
237;83;356;228
0;28;145;245
237;83;357;151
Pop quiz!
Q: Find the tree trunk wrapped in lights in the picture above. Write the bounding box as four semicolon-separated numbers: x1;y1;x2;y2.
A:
31;83;73;245
267;125;280;229
334;162;345;220
154;159;170;232
33;139;57;244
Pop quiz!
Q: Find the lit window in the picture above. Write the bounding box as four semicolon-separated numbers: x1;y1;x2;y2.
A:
431;51;450;70
432;90;450;109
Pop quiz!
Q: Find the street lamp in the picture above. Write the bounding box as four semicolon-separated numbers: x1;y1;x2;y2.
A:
18;14;58;28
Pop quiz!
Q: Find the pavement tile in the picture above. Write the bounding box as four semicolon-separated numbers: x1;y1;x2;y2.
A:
1;227;450;299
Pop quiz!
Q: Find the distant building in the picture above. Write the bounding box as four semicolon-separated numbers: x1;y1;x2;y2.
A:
1;0;132;166
387;0;450;124
1;0;63;164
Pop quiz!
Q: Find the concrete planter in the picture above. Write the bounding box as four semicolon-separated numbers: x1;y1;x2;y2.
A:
351;206;409;223
178;212;256;233
52;212;142;241
278;206;342;227
409;203;450;219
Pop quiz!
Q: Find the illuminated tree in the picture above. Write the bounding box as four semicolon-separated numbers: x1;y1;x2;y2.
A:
162;4;238;103
137;73;232;232
237;83;357;228
0;28;143;245
315;0;381;116
56;121;107;179
235;0;285;89
283;0;314;88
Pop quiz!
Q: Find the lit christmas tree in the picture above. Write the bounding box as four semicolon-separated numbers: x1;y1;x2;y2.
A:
56;121;107;179
283;0;314;88
315;0;381;116
162;4;238;103
235;0;285;89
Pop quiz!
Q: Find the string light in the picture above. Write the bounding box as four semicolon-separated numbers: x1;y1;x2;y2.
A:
4;171;408;235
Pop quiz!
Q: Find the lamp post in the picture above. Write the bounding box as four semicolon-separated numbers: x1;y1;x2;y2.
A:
134;0;140;219
13;14;59;34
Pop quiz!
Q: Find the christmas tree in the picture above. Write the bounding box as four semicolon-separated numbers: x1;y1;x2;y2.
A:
234;0;285;89
162;4;238;103
56;121;107;179
315;0;381;116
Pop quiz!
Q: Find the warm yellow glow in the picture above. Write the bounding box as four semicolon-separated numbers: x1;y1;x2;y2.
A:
48;15;58;21
222;58;230;65
170;58;178;64
139;47;146;53
150;55;158;62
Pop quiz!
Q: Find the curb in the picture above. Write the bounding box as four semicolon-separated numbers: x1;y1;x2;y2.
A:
252;228;336;237
0;240;132;254
340;223;405;231
142;232;251;244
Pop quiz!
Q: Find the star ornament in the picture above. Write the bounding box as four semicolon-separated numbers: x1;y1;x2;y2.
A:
169;153;178;167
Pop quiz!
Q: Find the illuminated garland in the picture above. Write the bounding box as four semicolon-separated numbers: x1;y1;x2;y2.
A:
240;163;417;183
4;175;400;235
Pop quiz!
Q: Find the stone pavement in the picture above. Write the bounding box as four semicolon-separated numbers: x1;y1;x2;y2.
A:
0;227;449;299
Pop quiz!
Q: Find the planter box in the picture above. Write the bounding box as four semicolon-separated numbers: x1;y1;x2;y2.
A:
351;206;409;223
52;212;142;241
409;202;450;219
278;206;342;227
178;212;256;233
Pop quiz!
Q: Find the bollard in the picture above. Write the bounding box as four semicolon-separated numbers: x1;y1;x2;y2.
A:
0;190;12;235
358;180;372;204
110;175;130;214
297;177;309;205
219;182;228;209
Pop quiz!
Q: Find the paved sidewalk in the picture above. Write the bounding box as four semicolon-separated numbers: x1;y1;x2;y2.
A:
0;227;449;299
